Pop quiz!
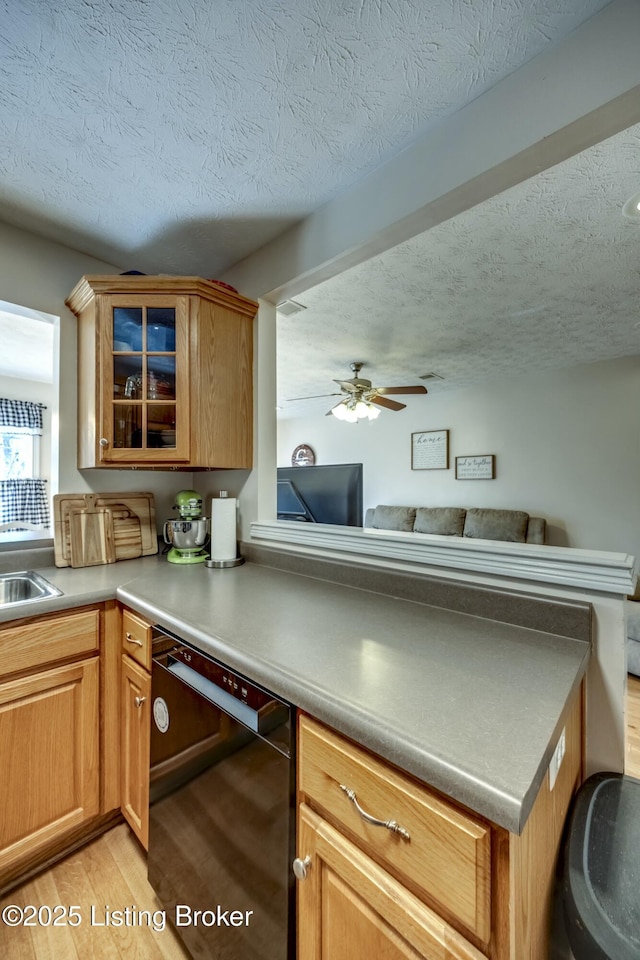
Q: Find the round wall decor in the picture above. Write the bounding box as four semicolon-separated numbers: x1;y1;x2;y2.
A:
291;444;315;466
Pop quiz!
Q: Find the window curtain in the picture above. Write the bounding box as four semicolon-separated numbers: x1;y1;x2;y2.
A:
0;398;45;431
0;398;49;530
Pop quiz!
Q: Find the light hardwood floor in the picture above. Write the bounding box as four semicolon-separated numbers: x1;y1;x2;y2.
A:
626;674;640;779
0;824;189;959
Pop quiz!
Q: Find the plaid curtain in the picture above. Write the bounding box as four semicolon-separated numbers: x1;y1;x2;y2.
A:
0;479;50;529
0;399;49;530
0;398;45;431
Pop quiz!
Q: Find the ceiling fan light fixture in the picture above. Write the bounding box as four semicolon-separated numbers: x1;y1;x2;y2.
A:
332;396;381;422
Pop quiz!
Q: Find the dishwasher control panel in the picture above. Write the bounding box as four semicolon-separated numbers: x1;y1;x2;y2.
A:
169;641;286;714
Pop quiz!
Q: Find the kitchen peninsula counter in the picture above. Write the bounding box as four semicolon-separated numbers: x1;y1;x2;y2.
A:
118;559;588;834
1;556;589;834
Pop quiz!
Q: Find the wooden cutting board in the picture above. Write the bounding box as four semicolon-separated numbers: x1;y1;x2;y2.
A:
68;499;116;567
53;492;157;567
110;506;143;560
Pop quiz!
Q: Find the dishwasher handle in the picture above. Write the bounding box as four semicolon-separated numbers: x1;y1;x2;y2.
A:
154;654;291;755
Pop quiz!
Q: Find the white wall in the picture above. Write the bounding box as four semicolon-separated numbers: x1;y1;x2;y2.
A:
0;222;189;528
278;355;640;560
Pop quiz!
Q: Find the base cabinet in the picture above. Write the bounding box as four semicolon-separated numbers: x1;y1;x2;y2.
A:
121;654;151;848
297;695;583;960
119;608;153;848
298;803;484;960
0;657;100;885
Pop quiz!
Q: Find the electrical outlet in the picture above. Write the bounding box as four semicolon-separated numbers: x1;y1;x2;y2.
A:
549;728;566;791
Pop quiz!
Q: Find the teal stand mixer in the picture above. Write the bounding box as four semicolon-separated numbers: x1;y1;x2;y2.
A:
163;489;209;564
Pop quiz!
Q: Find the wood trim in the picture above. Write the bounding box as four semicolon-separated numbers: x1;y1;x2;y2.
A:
66;275;258;315
0;810;123;900
506;686;582;959
101;600;121;814
76;301;98;470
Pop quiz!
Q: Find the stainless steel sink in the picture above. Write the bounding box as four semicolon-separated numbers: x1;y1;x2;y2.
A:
0;571;62;608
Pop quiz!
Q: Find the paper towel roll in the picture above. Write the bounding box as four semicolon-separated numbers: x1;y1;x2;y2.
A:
210;496;237;561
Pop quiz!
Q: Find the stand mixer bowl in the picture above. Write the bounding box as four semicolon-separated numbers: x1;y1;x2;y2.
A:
163;518;208;551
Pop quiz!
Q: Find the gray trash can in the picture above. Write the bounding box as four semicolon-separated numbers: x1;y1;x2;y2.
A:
562;772;640;959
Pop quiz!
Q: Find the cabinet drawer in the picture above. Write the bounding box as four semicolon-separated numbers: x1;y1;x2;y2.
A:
298;715;491;943
121;609;152;670
0;608;100;679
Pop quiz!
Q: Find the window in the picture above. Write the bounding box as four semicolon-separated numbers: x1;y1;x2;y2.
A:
0;399;49;532
0;301;57;538
0;428;39;480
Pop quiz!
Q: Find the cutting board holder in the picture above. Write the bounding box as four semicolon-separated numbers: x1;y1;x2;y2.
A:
53;492;158;568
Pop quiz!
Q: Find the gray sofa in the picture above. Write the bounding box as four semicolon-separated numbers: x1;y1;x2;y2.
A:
364;504;546;544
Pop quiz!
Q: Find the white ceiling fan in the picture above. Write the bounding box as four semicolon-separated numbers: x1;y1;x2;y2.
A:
287;362;427;420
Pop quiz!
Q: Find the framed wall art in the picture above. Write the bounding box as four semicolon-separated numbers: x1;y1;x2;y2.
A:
455;455;495;480
411;430;449;470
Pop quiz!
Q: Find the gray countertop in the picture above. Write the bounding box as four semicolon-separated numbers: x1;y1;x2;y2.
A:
0;555;589;834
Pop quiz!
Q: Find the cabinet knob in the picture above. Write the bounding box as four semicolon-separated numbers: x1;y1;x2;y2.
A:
292;856;312;881
99;437;109;447
125;632;144;647
134;696;146;709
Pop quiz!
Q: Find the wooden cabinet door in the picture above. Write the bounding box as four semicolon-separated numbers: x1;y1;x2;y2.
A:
0;658;100;882
120;654;151;848
297;804;485;960
97;293;190;464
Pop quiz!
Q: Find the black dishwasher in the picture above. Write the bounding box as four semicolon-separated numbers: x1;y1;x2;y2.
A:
148;627;295;960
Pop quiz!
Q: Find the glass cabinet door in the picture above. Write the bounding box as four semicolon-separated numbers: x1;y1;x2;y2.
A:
100;295;189;462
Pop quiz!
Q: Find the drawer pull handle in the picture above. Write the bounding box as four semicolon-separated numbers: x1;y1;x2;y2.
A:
126;632;144;647
292;856;312;880
134;696;146;708
339;784;411;841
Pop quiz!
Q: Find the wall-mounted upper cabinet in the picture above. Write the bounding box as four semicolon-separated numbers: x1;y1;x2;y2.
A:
66;276;257;470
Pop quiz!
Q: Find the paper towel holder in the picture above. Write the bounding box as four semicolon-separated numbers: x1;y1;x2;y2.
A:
205;556;245;569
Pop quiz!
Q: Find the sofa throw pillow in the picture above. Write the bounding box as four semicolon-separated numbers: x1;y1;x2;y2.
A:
463;508;529;542
414;507;466;536
371;505;416;532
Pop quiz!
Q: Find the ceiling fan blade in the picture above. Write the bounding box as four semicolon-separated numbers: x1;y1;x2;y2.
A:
375;385;428;395
333;378;359;393
370;395;406;411
286;392;341;401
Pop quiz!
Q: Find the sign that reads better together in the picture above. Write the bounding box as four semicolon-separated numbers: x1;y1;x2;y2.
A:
455;455;496;480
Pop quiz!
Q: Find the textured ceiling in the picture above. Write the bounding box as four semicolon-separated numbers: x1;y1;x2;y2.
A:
277;122;640;418
0;0;610;276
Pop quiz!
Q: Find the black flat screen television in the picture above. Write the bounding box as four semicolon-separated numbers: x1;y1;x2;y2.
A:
277;463;363;526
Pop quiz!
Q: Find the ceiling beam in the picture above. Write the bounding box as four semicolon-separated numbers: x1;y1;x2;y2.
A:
222;0;640;303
